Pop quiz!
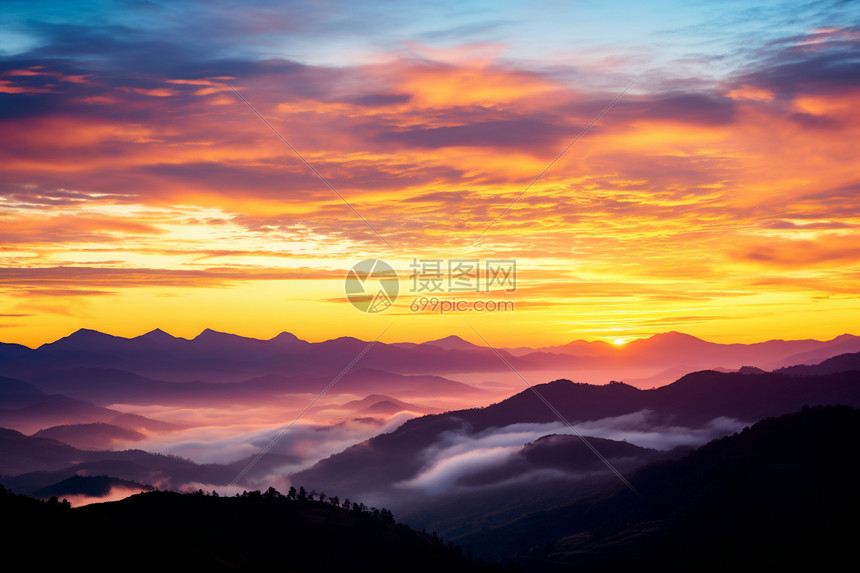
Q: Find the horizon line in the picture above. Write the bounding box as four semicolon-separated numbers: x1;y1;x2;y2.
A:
2;327;858;351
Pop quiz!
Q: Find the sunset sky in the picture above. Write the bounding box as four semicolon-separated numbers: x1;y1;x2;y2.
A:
1;0;859;348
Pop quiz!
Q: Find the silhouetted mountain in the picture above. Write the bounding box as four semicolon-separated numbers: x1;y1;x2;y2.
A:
0;374;178;434
24;365;481;408
30;366;274;406
341;394;432;414
5;329;516;383
0;341;37;361
0;375;44;407
363;400;414;414
737;365;767;374
339;394;433;415
109;412;182;432
0;427;82;475
775;350;860;377
33;422;145;450
473;369;860;428
39;327;124;353
459;405;860;571
281;367;484;397
292;370;860;499
766;333;860;369
517;331;860;373
454;434;664;489
0;486;505;572
506;338;617;358
422;335;486;352
0;391;126;435
32;474;153;498
4;329;859;391
521;434;655;470
0;428;298;494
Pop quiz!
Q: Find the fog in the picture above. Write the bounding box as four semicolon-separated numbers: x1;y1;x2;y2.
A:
131;409;420;472
394;411;749;495
572;410;749;450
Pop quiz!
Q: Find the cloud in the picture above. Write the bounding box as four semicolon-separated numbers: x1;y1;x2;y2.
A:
61;484;151;508
377;115;569;149
395;412;749;495
614;92;737;125
0;266;342;294
399;445;521;493
0;214;163;244
134;411;417;471
572;410;748;450
346;92;412;107
734;26;860;98
732;235;860;267
396;421;568;493
1;5;858;345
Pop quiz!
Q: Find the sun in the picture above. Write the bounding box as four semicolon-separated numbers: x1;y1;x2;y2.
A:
611;338;628;346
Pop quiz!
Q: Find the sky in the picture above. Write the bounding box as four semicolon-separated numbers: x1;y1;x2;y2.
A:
1;0;859;348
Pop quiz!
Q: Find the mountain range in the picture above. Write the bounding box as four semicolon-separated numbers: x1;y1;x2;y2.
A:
1;328;859;500
1;328;859;570
0;426;299;494
291;364;860;501
460;405;860;571
4;328;859;386
3;405;856;571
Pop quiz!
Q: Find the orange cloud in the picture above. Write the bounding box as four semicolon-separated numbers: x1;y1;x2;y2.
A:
1;37;858;347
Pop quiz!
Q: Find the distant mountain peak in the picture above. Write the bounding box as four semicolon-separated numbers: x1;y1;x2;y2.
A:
270;331;300;342
71;328;119;339
833;333;859;341
648;331;703;341
269;331;309;349
625;331;710;351
192;328;245;341
137;328;177;340
422;335;481;351
194;327;222;338
323;335;366;345
40;328;125;349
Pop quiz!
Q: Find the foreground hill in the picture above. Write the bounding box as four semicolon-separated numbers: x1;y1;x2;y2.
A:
460;405;860;571
0;486;505;572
